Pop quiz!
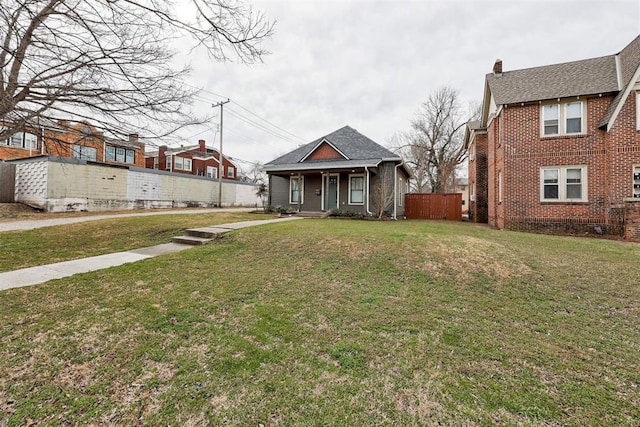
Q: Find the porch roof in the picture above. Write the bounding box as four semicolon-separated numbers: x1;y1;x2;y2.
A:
263;159;382;173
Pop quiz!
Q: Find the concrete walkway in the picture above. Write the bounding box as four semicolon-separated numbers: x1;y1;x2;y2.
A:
0;216;301;291
0;207;254;232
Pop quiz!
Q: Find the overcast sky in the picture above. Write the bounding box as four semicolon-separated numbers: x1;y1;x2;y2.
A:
176;0;640;171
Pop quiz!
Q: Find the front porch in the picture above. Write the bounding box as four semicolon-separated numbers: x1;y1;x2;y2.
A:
268;169;371;215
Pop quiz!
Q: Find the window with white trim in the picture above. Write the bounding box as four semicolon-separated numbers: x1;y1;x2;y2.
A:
290;176;304;204
541;101;585;136
166;155;172;170
4;131;37;149
349;174;364;205
540;166;587;202
72;144;97;161
207;166;218;178
173;156;191;171
106;145;135;164
227;166;234;178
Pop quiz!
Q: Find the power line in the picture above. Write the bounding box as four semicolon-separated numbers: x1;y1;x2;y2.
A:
190;91;305;146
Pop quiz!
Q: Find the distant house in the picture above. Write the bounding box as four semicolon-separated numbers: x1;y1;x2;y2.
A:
144;139;238;180
454;177;470;215
465;35;640;238
263;126;412;217
0;119;145;167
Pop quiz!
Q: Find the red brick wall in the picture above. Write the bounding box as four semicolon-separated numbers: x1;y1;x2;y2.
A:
486;96;630;234
624;200;640;240
1;122;145;167
469;132;488;223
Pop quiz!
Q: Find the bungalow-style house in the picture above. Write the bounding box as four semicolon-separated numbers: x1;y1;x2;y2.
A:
263;126;412;218
0;119;145;167
466;34;640;238
144;140;238;180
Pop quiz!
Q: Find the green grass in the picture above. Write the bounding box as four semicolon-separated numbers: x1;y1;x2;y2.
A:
1;219;639;425
0;212;271;272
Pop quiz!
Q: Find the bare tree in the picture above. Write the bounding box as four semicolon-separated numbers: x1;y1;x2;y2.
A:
395;86;477;193
371;164;395;219
0;0;274;143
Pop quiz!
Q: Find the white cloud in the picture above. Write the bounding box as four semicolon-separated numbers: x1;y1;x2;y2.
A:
175;0;640;166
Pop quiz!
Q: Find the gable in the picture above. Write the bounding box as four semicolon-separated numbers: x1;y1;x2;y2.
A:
304;141;347;161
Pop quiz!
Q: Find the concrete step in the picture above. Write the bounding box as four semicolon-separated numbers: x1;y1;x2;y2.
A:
171;226;230;246
171;235;215;245
296;211;328;218
184;227;222;239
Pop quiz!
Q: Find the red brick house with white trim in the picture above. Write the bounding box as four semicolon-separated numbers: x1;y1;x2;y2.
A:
466;35;640;238
144;140;238;180
1;119;145;167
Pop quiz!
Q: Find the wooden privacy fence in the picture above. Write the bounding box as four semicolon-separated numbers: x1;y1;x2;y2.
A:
0;162;16;203
404;193;462;221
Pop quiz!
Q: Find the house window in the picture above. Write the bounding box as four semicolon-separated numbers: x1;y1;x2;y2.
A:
153;157;158;169
5;132;37;149
173;156;191;171
72;144;97;161
106;146;134;164
227;166;234;178
166;155;172;170
541;166;587;202
125;149;135;164
349;174;364;205
541;101;584;136
207;166;218;178
542;104;559;135
290;176;304;204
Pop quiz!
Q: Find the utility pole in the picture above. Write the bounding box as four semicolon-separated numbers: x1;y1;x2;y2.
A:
212;99;230;207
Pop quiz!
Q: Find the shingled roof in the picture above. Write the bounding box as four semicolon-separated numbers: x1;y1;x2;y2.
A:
486;55;619;105
485;35;640;131
264;125;401;170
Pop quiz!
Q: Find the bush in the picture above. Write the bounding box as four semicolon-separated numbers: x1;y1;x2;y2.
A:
327;209;369;219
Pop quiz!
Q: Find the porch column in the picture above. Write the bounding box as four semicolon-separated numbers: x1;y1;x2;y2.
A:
297;172;302;212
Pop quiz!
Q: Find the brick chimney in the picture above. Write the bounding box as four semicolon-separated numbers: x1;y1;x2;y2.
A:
493;59;503;76
199;139;206;153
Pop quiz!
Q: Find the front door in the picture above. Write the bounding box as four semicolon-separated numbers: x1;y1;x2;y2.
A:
326;175;338;210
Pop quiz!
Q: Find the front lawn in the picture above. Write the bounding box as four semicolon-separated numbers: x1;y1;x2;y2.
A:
1;219;639;425
0;212;271;272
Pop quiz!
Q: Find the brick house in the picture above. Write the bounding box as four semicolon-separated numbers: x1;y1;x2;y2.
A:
144;140;238;180
0;119;145;167
263;126;412;217
465;35;640;238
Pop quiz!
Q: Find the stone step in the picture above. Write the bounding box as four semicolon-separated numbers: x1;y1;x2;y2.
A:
184;227;223;239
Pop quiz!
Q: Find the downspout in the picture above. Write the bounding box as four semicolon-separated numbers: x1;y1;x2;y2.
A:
393;162;402;220
40;126;45;155
364;166;372;215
